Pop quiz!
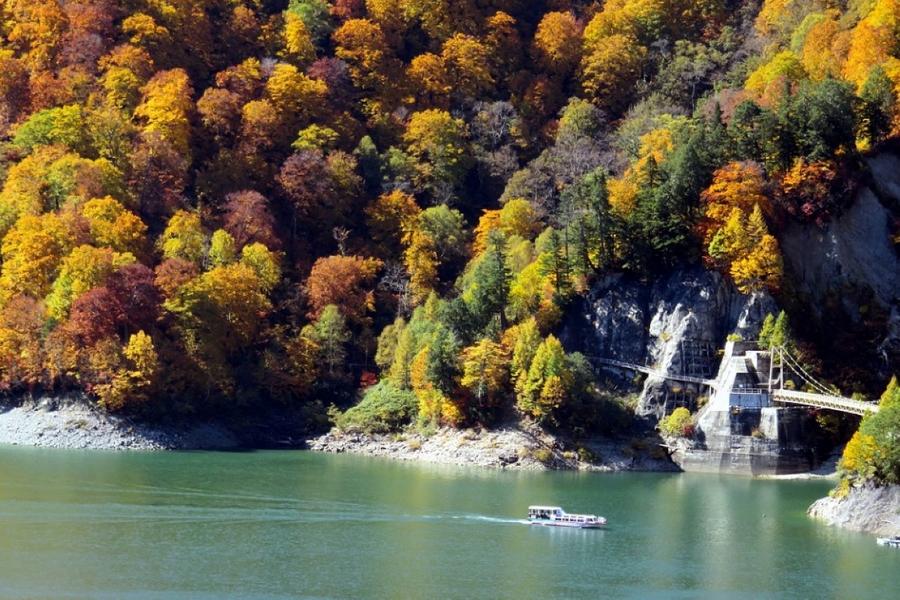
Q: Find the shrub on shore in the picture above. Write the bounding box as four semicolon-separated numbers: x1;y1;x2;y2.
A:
331;381;417;434
660;407;693;438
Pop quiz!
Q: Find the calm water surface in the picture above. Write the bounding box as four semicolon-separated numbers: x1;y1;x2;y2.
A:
0;446;897;599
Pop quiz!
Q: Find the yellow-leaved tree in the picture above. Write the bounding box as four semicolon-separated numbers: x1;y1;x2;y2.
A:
440;33;493;98
580;33;646;114
410;346;462;426
532;11;582;75
96;330;159;412
0;213;80;304
460;338;509;409
81;196;148;257
698;161;771;245
516;335;571;424
134;68;194;157
708;204;783;293
158;210;206;264
280;12;316;66
609;125;679;216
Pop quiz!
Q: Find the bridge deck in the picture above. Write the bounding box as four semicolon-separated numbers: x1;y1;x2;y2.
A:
771;389;879;416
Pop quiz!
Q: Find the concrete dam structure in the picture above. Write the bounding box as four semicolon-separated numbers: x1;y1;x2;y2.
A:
672;342;815;475
590;340;879;475
671;341;877;475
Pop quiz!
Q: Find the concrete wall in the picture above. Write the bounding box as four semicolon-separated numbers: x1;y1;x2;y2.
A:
672;406;816;476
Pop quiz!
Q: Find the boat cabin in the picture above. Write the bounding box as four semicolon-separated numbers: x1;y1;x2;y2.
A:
528;506;563;520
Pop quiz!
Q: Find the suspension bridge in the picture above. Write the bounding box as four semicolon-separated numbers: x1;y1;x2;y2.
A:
587;344;879;417
767;347;879;416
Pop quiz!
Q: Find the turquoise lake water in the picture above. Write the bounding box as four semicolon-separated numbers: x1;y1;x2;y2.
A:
0;446;897;599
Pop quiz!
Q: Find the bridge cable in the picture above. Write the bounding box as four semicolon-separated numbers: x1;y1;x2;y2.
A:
778;348;838;397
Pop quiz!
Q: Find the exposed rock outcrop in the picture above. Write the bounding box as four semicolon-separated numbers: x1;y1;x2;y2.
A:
561;267;776;417
0;397;238;450
308;423;676;472
781;189;897;313
780;154;900;373
808;483;900;537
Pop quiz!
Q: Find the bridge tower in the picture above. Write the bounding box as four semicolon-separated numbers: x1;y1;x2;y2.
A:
766;346;785;394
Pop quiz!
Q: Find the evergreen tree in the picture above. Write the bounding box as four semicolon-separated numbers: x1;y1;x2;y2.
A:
760;101;797;172
561;167;616;273
625;181;695;274
858;66;895;148
789;79;856;162
705;102;730;165
661;134;707;218
466;229;511;332
441;296;477;346
538;229;572;298
772;311;791;349
426;325;461;395
759;310;792;350
729;100;765;162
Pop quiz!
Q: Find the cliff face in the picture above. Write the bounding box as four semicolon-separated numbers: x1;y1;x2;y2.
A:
560;268;776;417
781;187;897;312
563;154;899;409
780;154;900;375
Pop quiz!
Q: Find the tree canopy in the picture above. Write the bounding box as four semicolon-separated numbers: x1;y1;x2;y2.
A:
0;0;894;437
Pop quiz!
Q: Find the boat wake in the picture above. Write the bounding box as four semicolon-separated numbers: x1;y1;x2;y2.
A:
448;514;530;525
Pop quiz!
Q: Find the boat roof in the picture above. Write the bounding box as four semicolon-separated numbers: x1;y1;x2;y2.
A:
528;505;562;510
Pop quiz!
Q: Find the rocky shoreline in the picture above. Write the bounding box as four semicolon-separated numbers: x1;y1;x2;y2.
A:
307;424;679;472
0;396;833;479
808;483;900;538
0;397;239;450
0;397;675;472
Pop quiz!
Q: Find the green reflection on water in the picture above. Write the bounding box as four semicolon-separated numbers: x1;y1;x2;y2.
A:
0;447;897;599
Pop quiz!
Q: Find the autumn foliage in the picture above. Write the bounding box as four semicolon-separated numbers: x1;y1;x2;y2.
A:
0;0;893;433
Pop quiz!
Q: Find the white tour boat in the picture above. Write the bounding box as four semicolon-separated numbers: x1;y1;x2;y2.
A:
527;506;606;529
876;535;900;548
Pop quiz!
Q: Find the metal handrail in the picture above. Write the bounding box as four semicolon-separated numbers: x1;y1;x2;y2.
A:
730;388;768;395
772;389;879;416
586;356;719;388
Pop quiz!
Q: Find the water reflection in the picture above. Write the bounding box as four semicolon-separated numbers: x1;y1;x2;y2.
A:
0;447;897;599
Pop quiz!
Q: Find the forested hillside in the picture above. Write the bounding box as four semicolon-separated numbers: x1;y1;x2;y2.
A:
0;0;896;431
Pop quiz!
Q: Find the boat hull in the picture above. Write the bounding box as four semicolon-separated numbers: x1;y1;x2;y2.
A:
529;520;605;529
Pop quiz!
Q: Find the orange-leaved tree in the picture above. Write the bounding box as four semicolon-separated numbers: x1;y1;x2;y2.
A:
306;255;383;325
